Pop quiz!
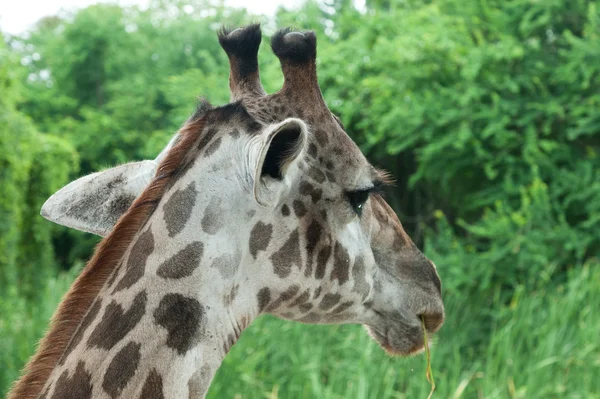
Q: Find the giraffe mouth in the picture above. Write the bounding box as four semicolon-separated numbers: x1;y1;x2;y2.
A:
365;324;427;356
365;308;440;356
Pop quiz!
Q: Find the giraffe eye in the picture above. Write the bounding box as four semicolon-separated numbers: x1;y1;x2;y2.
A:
346;189;371;216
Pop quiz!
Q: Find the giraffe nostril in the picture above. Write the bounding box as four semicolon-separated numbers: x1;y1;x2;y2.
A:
419;311;444;334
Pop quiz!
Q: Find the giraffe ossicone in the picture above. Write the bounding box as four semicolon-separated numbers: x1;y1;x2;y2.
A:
11;24;444;399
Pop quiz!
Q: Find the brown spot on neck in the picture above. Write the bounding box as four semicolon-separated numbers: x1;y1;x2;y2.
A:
163;182;197;238
331;242;350;285
257;287;271;312
201;197;225;235
154;294;204;355
249;221;273;259
140;369;164;399
50;361;92;399
102;341;142;398
270;229;302;278
304;219;324;277
157;241;204;279
113;229;155;292
87;290;147;349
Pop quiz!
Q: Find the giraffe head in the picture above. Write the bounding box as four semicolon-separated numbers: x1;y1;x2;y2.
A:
42;24;443;356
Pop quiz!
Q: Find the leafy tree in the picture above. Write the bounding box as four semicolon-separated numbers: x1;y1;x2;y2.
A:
0;34;78;299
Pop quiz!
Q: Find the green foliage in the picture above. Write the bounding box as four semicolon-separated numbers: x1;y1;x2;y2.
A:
1;0;599;397
0;35;78;294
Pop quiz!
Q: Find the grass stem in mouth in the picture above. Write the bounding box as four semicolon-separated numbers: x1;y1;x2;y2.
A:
422;316;435;399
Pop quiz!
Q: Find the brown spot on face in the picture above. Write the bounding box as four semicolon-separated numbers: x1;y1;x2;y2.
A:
154;294;204;355
204;136;222;157
313;286;322;299
51;361;92;399
331;301;354;314
308;167;326;183
351;256;369;299
257;287;271;312
114;229;155;293
88;290;147;349
289;289;310;307
229;129;240;138
293;200;307;218
315;245;331;279
139;369;164;399
299;181;322;203
308;143;318;158
270;229;301;278
157;241;203;279
331;242;350;285
326;171;336;182
325;161;334;170
265;285;300;312
102;341;141;398
201;198;224;235
299;303;313;313
60;299;102;364
163;183;197;238
281;204;290;216
249;221;273;259
210;250;242;279
319;293;341;311
304;219;323;277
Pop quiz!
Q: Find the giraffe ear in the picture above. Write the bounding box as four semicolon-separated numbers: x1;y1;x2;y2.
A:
41;160;157;236
253;118;308;205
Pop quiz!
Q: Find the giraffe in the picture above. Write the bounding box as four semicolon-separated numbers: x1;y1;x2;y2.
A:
9;24;444;399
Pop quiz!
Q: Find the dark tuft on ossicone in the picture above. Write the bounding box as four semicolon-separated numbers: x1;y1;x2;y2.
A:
218;24;262;60
271;28;317;65
218;24;263;79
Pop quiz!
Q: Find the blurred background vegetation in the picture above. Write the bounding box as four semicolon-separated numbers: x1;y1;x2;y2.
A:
1;0;599;397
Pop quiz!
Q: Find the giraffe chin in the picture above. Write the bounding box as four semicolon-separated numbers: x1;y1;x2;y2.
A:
365;324;428;357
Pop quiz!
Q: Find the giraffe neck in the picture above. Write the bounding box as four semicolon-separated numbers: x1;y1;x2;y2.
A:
41;159;264;398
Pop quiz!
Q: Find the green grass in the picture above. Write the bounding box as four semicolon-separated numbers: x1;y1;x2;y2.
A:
0;265;78;395
2;263;599;398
